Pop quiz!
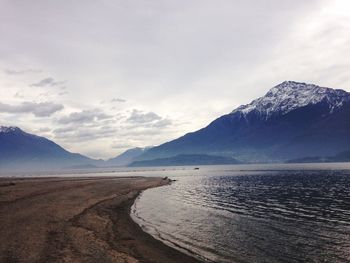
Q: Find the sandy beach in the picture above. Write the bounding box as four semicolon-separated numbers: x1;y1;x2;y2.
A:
0;176;201;263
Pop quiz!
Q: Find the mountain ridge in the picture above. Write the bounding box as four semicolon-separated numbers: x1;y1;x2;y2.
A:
129;154;242;167
2;81;350;169
105;147;152;167
0;126;101;171
137;81;350;163
233;81;350;119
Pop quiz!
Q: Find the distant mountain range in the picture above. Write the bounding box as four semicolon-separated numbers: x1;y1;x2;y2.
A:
0;126;101;171
137;81;350;163
0;127;152;171
129;154;241;167
105;147;151;167
286;150;350;163
2;81;350;170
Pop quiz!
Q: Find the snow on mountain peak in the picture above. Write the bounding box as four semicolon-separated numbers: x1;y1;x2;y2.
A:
0;126;21;133
232;81;350;119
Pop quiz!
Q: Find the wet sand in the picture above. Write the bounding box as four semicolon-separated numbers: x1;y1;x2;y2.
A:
0;176;201;263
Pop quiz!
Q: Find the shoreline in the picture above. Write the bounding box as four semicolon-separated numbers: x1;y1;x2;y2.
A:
0;176;201;263
131;192;208;262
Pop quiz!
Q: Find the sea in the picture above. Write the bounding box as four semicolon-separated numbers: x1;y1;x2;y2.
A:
130;163;350;263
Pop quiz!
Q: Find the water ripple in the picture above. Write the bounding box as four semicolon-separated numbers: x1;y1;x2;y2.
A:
132;166;350;263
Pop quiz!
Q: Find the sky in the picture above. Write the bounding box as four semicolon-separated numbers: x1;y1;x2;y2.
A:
1;0;350;159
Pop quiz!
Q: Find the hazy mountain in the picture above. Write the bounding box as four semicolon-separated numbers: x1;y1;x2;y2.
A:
0;126;101;171
286;150;350;163
129;154;241;167
105;147;152;167
137;81;350;163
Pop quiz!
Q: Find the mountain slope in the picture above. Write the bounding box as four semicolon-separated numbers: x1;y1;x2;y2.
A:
105;147;151;167
129;154;241;167
138;81;350;162
0;126;100;171
286;150;350;163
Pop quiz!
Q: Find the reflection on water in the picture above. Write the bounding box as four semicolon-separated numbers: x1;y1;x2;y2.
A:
131;166;350;263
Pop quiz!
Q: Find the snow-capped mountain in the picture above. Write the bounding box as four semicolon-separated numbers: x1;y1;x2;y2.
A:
137;81;350;163
233;81;350;119
0;126;101;171
0;126;46;141
0;126;19;133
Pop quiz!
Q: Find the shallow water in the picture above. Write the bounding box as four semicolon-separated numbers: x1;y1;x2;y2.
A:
131;164;350;263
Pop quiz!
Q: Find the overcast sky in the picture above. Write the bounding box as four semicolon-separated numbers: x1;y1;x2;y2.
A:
1;0;350;159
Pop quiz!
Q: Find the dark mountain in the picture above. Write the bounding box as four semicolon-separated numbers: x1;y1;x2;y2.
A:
138;81;350;163
287;150;350;163
105;147;152;167
286;156;331;164
0;126;101;171
333;150;350;162
129;154;241;167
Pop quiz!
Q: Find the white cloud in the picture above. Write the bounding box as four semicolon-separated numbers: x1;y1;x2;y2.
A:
4;68;41;75
58;109;112;124
127;109;162;123
29;77;65;87
0;101;64;117
111;98;126;103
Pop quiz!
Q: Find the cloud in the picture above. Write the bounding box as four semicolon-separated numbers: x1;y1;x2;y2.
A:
58;109;112;124
14;92;24;98
110;142;135;149
126;109;172;129
29;77;65;87
4;69;41;75
53;126;75;134
37;127;51;132
53;125;117;142
3;0;345;159
111;98;126;103
58;91;68;96
0;101;64;117
127;109;162;123
100;98;126;104
150;118;172;128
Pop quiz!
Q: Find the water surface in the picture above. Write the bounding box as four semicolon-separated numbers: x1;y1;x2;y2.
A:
132;164;350;263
